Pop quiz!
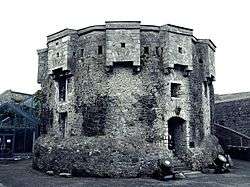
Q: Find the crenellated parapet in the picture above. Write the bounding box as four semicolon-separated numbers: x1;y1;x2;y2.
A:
37;22;215;80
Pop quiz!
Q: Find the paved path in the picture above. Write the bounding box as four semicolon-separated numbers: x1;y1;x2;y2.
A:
0;159;250;187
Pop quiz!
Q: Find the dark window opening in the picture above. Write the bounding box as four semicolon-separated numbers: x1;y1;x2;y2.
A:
174;64;186;71
199;58;203;63
56;42;59;45
156;47;160;56
73;52;76;57
80;49;84;57
204;82;208;98
144;47;149;54
171;83;181;98
189;141;195;148
98;46;103;55
178;47;183;54
59;112;67;137
58;77;66;101
121;43;125;48
56;52;60;57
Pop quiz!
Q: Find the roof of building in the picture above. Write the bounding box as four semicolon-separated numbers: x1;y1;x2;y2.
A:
215;92;250;103
0;102;38;124
0;90;33;105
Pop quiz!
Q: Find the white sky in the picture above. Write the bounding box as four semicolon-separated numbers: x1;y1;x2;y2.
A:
0;0;249;95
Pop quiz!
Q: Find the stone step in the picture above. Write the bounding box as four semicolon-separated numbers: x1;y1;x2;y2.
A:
182;170;203;178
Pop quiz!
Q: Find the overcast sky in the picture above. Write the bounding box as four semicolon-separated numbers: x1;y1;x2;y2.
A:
0;0;249;95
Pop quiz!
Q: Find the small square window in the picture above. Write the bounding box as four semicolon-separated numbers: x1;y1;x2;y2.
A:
171;83;181;98
144;47;149;54
178;47;183;54
56;42;59;45
189;141;195;148
56;52;60;57
121;43;125;48
98;46;103;55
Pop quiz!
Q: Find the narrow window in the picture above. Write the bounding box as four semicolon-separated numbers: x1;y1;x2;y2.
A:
59;112;67;137
98;45;103;55
144;47;149;54
121;43;126;48
199;58;203;64
73;52;76;57
204;82;208;98
178;47;183;54
58;77;66;101
56;52;60;57
80;49;84;57
156;47;160;56
171;83;181;98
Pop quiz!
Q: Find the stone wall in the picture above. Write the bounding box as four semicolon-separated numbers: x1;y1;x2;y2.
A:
215;94;250;137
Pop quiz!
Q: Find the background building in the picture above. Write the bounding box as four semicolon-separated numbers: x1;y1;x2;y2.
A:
0;90;38;158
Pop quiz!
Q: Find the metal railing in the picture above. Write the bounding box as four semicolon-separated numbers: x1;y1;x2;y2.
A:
214;123;250;148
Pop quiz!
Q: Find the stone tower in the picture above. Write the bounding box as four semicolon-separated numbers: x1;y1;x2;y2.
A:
34;21;222;177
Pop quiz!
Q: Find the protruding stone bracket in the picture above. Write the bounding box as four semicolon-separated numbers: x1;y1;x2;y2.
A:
163;67;173;75
183;69;192;77
51;68;72;80
105;66;113;73
133;66;141;73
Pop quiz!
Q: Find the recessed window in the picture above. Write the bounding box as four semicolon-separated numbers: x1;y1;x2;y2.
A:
156;47;160;56
121;43;126;48
189;141;195;148
171;83;181;98
199;58;203;64
98;45;103;55
178;47;183;54
58;77;66;101
56;52;60;57
80;49;84;57
56;42;59;45
204;82;208;98
144;47;149;54
59;112;67;138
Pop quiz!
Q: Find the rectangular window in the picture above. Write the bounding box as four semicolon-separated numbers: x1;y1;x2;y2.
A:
80;49;84;57
189;141;195;148
98;45;103;55
59;112;67;137
121;43;125;48
178;47;183;54
171;83;181;97
156;47;160;56
144;47;149;54
56;52;60;57
204;82;208;98
58;77;66;101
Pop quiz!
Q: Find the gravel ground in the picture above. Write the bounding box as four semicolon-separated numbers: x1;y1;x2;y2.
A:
0;159;250;187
